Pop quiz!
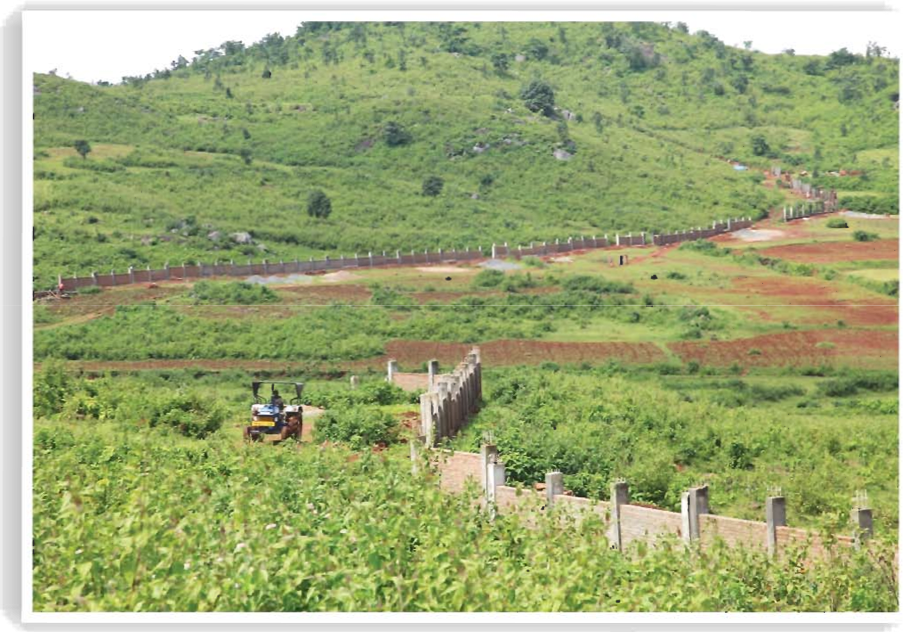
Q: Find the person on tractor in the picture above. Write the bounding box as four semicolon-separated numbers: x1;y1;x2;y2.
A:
270;390;284;412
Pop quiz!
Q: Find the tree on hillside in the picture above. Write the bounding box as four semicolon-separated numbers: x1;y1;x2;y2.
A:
491;52;510;73
827;47;858;69
422;175;444;197
525;38;549;61
750;134;770;157
307;190;332;219
520;79;555;116
73;140;91;160
239;148;252;165
384;121;412;146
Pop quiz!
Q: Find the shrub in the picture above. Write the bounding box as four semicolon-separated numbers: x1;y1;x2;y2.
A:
314;405;398;448
422;175;444;197
149;391;226;438
307;189;333;219
34;360;74;417
853;230;878;242
472;269;506;288
561;275;634;294
679;240;729;256
383;121;412;146
189;281;278;305
520;79;555;116
826;218;848;228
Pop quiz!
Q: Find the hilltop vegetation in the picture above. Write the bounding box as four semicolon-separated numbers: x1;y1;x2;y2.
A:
32;21;898;286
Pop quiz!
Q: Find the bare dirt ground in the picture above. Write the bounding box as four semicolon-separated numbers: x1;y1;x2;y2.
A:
758;239;899;264
669;329;897;369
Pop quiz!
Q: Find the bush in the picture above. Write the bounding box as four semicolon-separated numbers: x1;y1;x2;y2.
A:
679;240;729;256
34;360;74;417
471;269;506;288
561;275;634;294
852;230;878;242
520;79;555;116
826;218;848;228
422;175;444;197
190;281;278;305
307;189;333;219
149;391;226;438
383;121;412;146
314;405;398;448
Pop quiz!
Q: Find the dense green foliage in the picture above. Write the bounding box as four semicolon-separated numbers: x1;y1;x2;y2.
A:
825;218;849;228
189;280;278;304
455;366;898;536
32;22;898;286
314;406;399;448
33;409;898;611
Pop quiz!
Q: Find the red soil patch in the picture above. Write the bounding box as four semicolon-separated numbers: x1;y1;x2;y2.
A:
380;339;667;366
758;240;899;264
730;276;897;326
669;329;897;370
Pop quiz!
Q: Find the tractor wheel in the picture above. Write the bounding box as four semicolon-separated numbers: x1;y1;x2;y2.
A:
279;426;291;442
295;422;303;441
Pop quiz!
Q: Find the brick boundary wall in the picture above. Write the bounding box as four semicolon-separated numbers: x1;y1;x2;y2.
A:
54;185;844;295
416;445;879;560
411;349;482;446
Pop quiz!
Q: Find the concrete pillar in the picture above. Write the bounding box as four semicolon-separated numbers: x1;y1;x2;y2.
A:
765;495;786;557
386;359;398;383
396;250;402;264
545;471;564;509
615;233;620;246
419;393;435;446
128;266;135;284
437;380;450;440
427;359;439;388
851;496;873;546
182;262;187;279
164;262;171;280
91;271;99;286
480;444;499;499
410;436;423;475
486;456;505;515
491;243;497;259
681;485;709;542
428;392;440;446
640;232;646;245
609;480;629;551
350;375;360;390
726;218;732;231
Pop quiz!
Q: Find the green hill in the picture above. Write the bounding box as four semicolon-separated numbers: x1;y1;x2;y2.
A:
32;22;898;286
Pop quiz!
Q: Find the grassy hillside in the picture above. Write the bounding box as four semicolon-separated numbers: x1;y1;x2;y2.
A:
32;22;898;286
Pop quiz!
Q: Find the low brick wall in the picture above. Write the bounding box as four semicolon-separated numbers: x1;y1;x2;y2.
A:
51;205;790;293
699;514;768;551
427;447;873;560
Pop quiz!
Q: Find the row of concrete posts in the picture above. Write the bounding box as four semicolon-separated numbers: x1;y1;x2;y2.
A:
417;348;483;446
466;444;874;554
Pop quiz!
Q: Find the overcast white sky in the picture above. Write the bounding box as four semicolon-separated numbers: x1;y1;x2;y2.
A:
24;9;902;84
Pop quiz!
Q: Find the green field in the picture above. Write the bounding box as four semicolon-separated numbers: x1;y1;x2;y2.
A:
31;21;899;613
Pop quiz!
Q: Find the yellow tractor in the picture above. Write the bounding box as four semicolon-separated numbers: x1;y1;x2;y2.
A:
244;381;304;443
